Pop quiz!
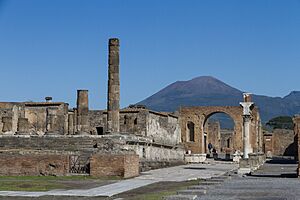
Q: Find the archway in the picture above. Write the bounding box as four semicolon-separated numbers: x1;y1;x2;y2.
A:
203;112;234;154
180;106;261;154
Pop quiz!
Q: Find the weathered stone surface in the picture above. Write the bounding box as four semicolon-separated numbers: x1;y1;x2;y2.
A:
1;116;12;133
90;153;139;178
293;116;300;177
0;151;69;176
180;106;261;154
107;38;120;133
17;117;29;133
76;90;90;134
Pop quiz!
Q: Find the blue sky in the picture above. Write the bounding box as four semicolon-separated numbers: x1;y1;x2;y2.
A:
0;0;299;109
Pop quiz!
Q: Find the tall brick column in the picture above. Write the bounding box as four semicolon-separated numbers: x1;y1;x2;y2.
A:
107;38;120;133
77;90;90;134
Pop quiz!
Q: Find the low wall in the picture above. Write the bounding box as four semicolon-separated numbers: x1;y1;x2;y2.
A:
0;151;69;176
238;153;266;174
90;154;139;178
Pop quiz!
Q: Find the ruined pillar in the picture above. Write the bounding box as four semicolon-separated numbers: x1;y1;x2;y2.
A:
107;38;120;133
240;93;254;159
2;117;12;133
17;118;29;134
77;90;90;134
68;112;74;135
12;105;18;133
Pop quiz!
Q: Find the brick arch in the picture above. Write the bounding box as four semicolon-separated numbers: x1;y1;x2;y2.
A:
180;106;260;154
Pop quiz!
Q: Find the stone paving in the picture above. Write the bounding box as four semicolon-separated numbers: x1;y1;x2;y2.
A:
0;160;237;198
164;158;300;200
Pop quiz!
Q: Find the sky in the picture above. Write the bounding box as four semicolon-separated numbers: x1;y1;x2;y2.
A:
0;0;300;109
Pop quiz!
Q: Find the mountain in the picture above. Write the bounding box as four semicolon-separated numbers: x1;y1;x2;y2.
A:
138;76;300;124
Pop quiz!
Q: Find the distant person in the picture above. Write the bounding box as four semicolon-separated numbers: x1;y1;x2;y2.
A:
208;142;213;154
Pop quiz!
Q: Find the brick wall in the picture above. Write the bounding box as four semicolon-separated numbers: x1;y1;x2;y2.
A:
272;129;296;156
90;154;139;178
0;152;69;176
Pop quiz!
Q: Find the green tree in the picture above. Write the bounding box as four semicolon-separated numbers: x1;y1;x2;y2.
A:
266;116;293;130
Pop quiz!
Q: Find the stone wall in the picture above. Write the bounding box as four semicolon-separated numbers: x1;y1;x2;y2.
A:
0;151;69;176
262;129;296;157
89;109;181;146
220;129;234;153
272;129;296;156
0;135;125;152
204;121;220;152
90;154;139;178
0;102;68;135
146;112;181;145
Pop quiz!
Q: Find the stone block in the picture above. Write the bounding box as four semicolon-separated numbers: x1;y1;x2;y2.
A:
90;153;139;178
185;154;206;163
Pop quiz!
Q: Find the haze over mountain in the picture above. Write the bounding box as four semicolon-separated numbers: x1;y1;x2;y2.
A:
138;76;300;123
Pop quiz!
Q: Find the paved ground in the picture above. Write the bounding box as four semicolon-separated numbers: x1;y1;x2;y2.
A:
165;158;300;200
0;160;237;198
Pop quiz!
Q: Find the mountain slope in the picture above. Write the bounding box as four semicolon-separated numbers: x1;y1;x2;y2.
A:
138;76;300;123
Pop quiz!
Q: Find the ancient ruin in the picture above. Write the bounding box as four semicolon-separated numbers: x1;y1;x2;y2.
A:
0;37;297;179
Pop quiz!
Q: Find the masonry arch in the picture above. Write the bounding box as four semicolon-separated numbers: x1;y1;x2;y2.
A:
203;112;235;154
180;106;261;154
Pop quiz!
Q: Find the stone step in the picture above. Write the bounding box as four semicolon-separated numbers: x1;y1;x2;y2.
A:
187;185;209;190
163;194;198;200
204;179;224;183
211;175;230;180
199;181;222;185
177;189;206;196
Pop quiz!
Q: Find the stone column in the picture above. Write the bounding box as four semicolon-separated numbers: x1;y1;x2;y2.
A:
68;112;74;135
77;90;90;134
107;38;120;133
12;105;18;134
240;93;254;159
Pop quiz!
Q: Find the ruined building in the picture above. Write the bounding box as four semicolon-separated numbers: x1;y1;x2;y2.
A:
0;38;266;177
0;38;184;177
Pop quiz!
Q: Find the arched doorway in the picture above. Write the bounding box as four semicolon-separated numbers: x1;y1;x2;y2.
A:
203;112;234;154
180;106;261;155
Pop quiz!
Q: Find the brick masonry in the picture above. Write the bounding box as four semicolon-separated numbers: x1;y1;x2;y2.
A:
180;106;261;154
90;154;139;178
0;151;69;176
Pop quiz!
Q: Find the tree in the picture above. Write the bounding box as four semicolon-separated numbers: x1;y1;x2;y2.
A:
266;116;293;130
